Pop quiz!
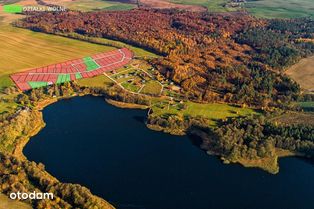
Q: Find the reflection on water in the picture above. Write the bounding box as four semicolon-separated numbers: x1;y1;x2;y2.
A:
24;96;314;209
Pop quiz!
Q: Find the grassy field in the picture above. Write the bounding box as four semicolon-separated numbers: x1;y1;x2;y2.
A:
286;55;314;93
140;80;162;96
76;74;114;87
122;82;141;92
152;101;257;126
56;0;135;11
0;193;32;209
245;0;314;18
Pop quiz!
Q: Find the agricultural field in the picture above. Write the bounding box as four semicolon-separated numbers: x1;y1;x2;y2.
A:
0;0;154;116
10;48;132;91
0;23;111;113
245;0;314;18
170;0;234;12
139;0;206;12
0;24;115;89
0;0;155;89
54;0;136;12
0;0;21;5
170;0;314;18
286;55;314;93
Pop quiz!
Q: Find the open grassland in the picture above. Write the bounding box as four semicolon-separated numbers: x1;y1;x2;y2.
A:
0;193;32;209
152;101;257;126
286;56;314;93
140;80;162;95
245;0;314;18
56;0;135;11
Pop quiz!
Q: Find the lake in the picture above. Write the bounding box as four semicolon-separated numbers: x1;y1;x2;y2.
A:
24;96;314;209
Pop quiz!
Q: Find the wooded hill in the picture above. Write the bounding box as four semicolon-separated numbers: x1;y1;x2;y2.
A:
16;9;314;107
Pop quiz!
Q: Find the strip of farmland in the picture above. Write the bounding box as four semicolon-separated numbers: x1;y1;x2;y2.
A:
10;48;133;91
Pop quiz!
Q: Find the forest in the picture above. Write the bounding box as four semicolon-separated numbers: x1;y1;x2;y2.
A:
16;9;314;107
0;153;114;209
202;116;314;161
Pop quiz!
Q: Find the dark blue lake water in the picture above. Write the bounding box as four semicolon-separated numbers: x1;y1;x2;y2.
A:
24;96;314;209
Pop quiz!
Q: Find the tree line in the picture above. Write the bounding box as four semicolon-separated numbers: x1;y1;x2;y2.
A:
15;9;314;107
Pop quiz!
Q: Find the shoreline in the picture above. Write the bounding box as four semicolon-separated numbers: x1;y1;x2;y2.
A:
105;98;149;110
12;94;148;160
13;110;45;160
1;90;311;209
11;93;306;175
